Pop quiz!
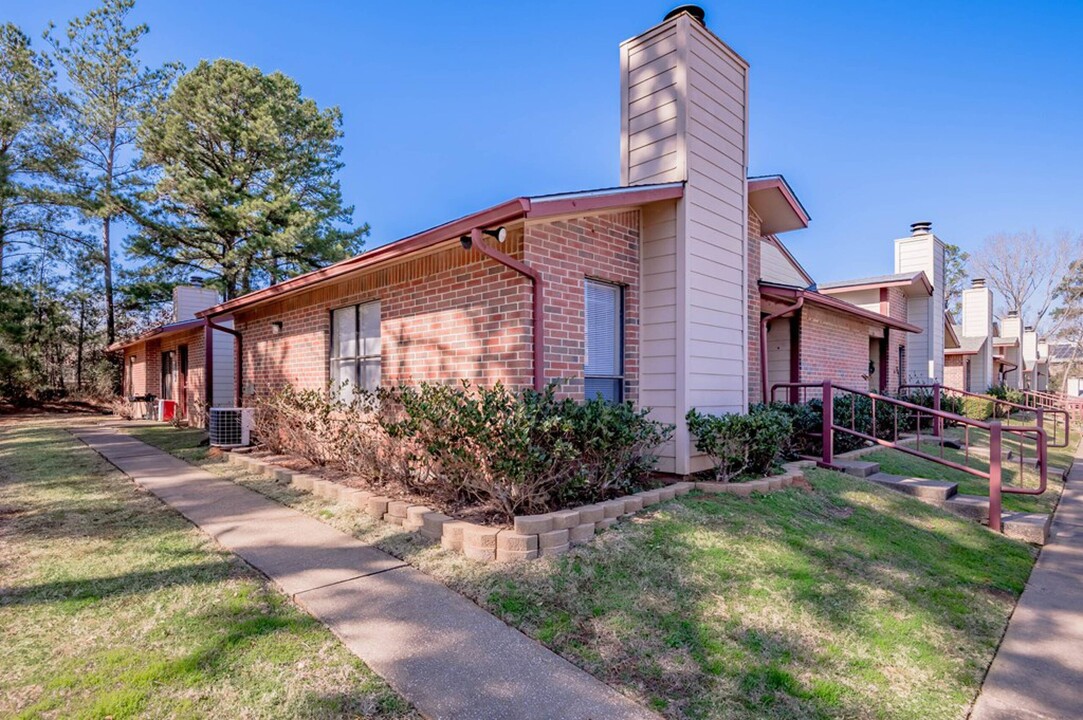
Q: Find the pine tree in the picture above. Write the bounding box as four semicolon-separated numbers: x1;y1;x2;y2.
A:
45;0;177;344
0;23;77;285
130;59;367;300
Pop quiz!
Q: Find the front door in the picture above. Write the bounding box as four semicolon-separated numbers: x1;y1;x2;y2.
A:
178;345;189;419
161;351;175;402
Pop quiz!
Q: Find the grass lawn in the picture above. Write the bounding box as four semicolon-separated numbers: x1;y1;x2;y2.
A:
127;423;1046;720
862;427;1078;514
0;418;416;720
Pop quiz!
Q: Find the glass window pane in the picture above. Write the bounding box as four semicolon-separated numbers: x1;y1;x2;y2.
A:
359;358;381;392
585;280;620;376
585;377;620;403
333;306;358;359
331;359;356;403
360;300;381;358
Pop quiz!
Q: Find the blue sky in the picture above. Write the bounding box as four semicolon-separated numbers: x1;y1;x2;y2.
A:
9;0;1082;283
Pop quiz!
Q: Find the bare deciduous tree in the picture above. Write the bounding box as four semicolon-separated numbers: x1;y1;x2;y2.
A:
970;230;1081;335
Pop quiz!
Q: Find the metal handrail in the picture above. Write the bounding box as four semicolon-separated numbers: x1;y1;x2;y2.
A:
899;383;1069;448
770;380;1049;534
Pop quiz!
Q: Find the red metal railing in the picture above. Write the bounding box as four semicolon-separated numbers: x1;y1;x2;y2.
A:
1023;389;1083;421
770;381;1049;533
900;383;1069;448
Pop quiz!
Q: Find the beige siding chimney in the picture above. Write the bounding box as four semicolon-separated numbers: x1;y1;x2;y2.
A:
173;284;221;322
961;280;994;391
894;223;945;383
621;7;749;475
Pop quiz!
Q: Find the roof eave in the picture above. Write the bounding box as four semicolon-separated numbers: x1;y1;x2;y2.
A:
759;281;922;334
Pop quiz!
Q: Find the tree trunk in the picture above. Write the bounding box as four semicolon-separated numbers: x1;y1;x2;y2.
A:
75;298;86;391
103;216;115;344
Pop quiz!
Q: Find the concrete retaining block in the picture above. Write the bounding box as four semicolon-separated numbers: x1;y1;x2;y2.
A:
313;480;339;499
366;496;390;519
602;500;625;519
513;513;554;535
671;481;694;496
551;509;581;530
577;504;605;524
290;474;315;492
403;505;432;531
538;528;569;550
636;489;661;506
497;530;539;552
656;486;677;502
383;513;404;526
420;512;451;540
387;500;410;519
766;475;785;491
595;517;617;531
272;467;294;483
346;490;373;511
745;479;770;494
496;547;539;562
569;523;595;545
462;524;500;562
441;521;469;551
622;496;644;515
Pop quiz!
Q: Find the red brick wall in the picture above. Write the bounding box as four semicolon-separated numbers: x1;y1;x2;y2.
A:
747;209;763;405
124;328;206;423
944;355;966;391
235;233;533;397
524;211;640;402
798;305;872;390
234;209;642;403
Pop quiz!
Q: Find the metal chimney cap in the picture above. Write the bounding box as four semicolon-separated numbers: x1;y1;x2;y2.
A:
665;4;706;24
971;277;986;288
190;275;204;287
910;221;933;235
1007;309;1019;317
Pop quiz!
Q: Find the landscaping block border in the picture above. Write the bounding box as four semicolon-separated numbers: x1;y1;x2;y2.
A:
227;450;807;564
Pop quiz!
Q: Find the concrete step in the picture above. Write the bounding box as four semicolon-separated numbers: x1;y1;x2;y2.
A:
835;460;880;478
944;494;990;522
1002;512;1052;545
868;472;958;502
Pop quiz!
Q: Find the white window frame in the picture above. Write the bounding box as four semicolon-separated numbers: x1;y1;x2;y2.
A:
330;300;381;400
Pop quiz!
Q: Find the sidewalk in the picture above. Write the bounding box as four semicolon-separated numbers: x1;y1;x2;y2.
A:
71;424;657;720
971;439;1083;720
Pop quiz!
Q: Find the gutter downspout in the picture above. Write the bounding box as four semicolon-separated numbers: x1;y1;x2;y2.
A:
203;316;243;412
469;227;545;391
760;296;804;404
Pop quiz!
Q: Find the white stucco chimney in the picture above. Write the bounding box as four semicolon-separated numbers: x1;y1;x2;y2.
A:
961;278;994;391
620;5;750;474
894;222;945;382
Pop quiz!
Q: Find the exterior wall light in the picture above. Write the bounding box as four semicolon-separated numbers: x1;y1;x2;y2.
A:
460;226;507;251
271;321;283;335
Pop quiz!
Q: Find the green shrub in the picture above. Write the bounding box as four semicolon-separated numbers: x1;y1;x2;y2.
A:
686;406;792;481
962;396;994;420
256;381;674;521
752;401;821;459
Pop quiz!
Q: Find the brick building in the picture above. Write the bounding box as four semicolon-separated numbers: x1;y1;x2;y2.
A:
181;7;936;475
108;285;236;425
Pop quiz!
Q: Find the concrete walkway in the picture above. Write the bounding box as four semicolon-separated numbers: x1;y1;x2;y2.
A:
971;440;1083;720
71;424;656;720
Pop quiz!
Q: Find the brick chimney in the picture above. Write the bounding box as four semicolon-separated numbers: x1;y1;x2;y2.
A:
620;6;749;474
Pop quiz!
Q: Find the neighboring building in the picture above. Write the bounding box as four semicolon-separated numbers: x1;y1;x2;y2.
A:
942;279;995;393
108;283;236;425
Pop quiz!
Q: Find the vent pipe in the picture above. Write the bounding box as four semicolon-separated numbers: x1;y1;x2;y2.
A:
664;4;706;24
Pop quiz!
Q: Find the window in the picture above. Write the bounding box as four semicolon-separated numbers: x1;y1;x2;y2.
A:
330;301;381;401
584;279;623;402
